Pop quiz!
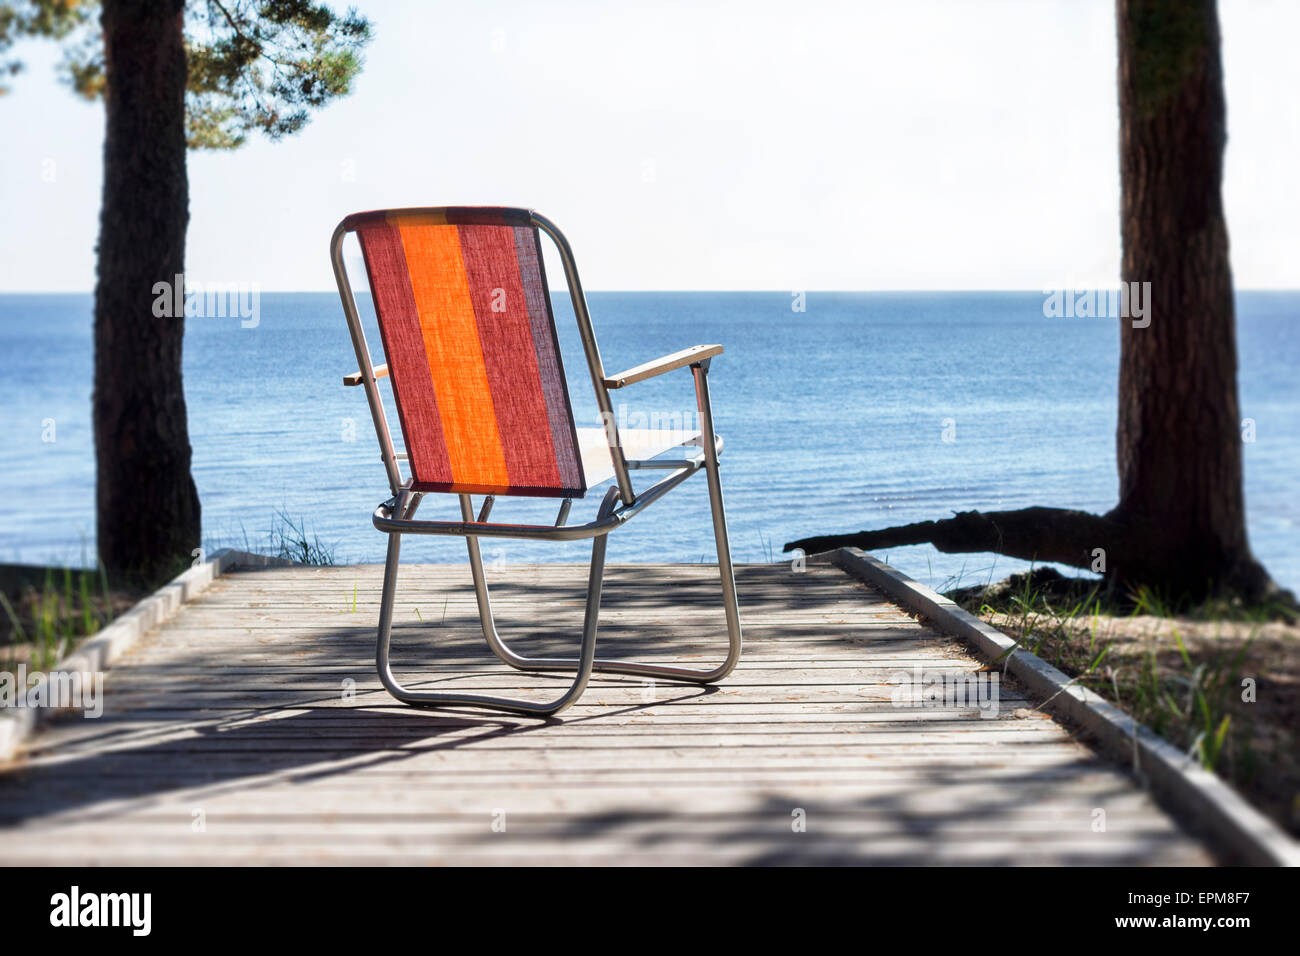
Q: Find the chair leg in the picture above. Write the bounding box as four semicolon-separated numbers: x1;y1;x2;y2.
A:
692;360;744;679
374;505;609;717
474;380;744;686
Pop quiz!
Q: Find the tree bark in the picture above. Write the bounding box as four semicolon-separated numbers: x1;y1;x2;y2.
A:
93;0;199;584
1109;0;1265;595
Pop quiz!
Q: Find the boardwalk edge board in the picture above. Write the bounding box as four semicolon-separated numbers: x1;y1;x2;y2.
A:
830;547;1300;867
0;549;298;763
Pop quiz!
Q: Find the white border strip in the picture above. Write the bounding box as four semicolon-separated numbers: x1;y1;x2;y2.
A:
0;549;296;763
833;547;1300;867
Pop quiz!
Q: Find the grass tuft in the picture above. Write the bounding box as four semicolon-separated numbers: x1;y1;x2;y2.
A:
268;511;337;567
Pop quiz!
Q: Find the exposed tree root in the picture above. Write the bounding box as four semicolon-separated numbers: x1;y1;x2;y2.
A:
784;506;1297;615
784;507;1122;570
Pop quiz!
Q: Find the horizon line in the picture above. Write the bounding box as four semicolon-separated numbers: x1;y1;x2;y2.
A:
5;287;1300;296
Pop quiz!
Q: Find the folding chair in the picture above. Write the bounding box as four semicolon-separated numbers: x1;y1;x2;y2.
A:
330;207;742;715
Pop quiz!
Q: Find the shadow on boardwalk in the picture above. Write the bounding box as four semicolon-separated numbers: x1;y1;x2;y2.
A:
0;563;1213;865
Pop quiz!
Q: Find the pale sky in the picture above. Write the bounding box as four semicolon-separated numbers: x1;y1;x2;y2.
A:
1;0;1296;292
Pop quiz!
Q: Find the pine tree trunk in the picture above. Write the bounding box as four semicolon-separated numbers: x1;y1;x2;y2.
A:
1111;0;1264;595
93;0;199;584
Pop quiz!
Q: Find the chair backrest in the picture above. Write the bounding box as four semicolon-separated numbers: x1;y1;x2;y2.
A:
342;207;586;498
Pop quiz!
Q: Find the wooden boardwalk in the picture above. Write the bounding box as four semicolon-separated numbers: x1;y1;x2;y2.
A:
0;562;1212;865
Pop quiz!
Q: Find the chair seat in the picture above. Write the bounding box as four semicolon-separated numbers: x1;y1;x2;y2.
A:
575;427;701;490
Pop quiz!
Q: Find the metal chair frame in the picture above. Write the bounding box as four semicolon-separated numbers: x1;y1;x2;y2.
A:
330;208;742;716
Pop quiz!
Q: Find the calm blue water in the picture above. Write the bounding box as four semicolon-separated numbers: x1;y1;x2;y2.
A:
1;291;1296;593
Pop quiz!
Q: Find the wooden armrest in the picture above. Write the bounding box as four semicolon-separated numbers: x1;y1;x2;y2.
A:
602;344;723;389
344;363;388;387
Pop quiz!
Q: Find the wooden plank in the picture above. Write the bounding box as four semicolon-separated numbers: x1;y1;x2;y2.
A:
0;562;1214;865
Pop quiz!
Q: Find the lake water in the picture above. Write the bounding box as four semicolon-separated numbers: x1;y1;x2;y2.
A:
1;290;1296;593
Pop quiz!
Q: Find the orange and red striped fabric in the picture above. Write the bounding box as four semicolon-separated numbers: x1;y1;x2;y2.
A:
347;207;585;497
